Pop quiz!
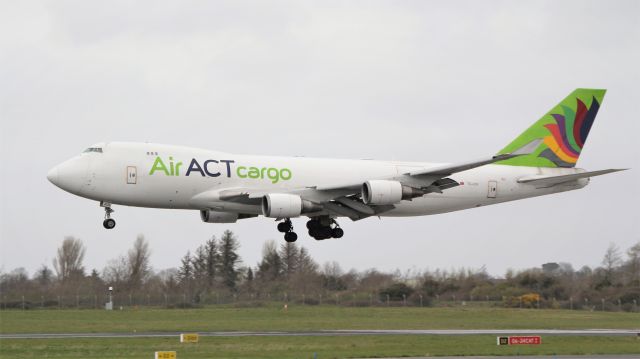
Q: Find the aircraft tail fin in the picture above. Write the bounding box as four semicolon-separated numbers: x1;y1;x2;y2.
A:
497;88;606;168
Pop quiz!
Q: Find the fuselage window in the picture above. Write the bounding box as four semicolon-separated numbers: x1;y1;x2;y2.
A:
83;147;103;153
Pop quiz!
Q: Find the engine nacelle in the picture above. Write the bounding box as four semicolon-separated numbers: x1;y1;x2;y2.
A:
362;180;402;205
362;180;425;205
200;210;239;223
261;193;321;218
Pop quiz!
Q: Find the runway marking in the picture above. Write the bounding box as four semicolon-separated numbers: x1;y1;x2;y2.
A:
1;329;638;339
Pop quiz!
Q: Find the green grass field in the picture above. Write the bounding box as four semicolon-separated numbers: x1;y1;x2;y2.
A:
2;335;640;359
1;306;639;358
1;305;639;334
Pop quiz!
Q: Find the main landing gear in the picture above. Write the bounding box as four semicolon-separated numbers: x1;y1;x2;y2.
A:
307;217;343;240
277;219;298;242
101;201;116;229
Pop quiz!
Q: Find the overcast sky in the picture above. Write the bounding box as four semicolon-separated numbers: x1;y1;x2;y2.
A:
1;0;638;278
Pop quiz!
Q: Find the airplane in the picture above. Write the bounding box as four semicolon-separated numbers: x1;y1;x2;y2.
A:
47;89;626;242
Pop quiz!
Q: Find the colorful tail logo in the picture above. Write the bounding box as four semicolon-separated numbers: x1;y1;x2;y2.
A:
539;96;601;167
497;89;606;168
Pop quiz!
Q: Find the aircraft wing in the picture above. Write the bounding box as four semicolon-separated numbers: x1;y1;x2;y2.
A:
405;139;542;177
517;169;627;188
192;139;542;220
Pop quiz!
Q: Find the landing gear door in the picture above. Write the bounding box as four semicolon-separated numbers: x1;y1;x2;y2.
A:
487;180;497;198
127;166;137;184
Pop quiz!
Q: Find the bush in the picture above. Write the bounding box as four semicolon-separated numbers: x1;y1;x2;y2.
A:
379;283;414;301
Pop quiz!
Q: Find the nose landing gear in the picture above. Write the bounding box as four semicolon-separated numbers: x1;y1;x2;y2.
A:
101;201;116;229
277;219;298;242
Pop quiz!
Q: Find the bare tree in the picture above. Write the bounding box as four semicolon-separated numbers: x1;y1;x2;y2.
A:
601;242;622;286
280;242;300;280
127;235;151;288
625;241;640;286
52;237;86;282
102;255;128;286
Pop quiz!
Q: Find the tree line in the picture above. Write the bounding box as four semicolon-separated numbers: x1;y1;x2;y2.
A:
1;231;639;311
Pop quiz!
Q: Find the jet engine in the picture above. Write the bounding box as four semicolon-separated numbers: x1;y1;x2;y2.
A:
261;193;321;218
362;180;425;205
200;210;239;223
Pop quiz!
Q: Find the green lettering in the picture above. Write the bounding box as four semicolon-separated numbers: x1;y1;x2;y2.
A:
248;167;260;179
260;167;267;179
237;166;248;178
280;168;292;181
267;168;279;183
149;157;170;176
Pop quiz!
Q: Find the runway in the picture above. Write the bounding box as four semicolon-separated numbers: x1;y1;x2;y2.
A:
1;329;638;339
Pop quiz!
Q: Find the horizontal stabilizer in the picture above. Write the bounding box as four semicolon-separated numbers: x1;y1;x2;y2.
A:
517;169;627;187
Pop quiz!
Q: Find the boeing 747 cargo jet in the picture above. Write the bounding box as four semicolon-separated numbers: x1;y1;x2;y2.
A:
48;89;625;242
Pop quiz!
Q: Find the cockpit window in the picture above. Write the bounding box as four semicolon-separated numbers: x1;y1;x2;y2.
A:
83;147;103;153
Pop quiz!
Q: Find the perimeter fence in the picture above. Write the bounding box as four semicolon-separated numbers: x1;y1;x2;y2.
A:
1;291;638;312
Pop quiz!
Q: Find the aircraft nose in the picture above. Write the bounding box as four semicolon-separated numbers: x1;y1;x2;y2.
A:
47;158;89;195
47;166;59;185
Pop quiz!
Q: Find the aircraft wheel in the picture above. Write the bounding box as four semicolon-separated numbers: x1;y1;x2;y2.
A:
103;218;116;229
277;222;290;233
332;227;344;238
306;219;320;230
320;226;333;239
284;232;298;242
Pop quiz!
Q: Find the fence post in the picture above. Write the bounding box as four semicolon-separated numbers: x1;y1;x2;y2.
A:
319;294;322;305
570;297;573;310
76;294;79;310
386;294;390;306
420;295;423;307
41;295;44;309
601;298;605;311
94;294;97;309
58;295;61;309
617;299;621;311
302;294;305;305
22;295;25;310
369;293;373;306
164;293;168;307
403;294;406;306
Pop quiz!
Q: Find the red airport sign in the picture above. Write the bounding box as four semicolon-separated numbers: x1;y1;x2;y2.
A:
497;336;541;346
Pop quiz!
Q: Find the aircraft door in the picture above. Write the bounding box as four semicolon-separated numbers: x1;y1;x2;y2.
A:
487;180;497;198
127;166;137;184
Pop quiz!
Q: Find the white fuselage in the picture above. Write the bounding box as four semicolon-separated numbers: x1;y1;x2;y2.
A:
47;142;588;218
